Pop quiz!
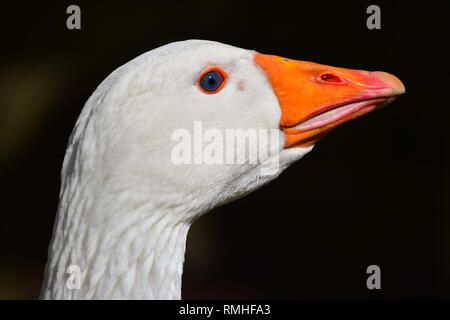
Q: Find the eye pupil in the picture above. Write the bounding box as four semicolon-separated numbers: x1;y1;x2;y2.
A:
199;70;224;93
208;77;216;86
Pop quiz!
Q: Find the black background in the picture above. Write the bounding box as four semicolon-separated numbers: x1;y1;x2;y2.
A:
0;0;448;299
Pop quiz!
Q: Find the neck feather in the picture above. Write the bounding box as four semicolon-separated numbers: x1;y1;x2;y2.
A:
41;177;192;299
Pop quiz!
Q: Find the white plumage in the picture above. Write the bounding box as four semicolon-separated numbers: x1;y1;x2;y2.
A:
40;40;312;299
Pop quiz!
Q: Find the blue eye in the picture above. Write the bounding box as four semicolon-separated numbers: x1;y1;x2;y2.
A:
198;68;227;94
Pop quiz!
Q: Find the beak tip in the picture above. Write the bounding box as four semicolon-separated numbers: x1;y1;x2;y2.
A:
372;71;406;95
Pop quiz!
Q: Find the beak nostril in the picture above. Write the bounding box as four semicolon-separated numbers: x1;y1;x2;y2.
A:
319;73;345;84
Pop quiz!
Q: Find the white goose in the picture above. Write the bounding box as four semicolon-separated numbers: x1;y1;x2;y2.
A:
40;40;405;299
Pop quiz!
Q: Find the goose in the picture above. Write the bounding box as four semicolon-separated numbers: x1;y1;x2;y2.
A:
40;40;405;299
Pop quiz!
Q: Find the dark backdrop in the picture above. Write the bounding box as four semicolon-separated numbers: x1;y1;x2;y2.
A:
0;0;448;299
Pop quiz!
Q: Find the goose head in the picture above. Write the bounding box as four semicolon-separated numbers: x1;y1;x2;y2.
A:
41;40;404;299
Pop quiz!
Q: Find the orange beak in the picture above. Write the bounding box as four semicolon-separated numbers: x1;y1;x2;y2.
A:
254;53;405;148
